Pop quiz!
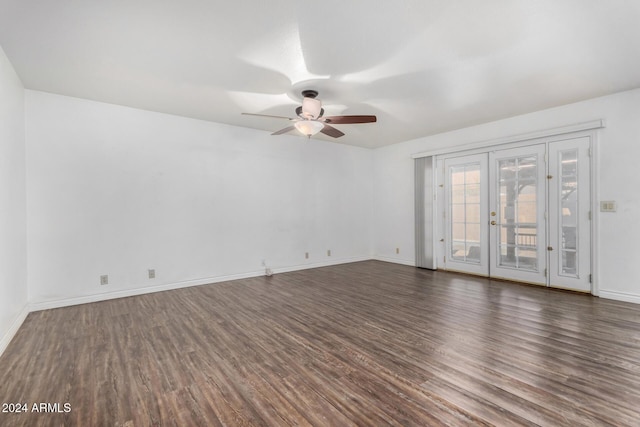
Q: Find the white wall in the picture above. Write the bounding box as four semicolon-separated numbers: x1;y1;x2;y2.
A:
13;75;640;314
25;91;373;306
373;88;640;302
0;46;28;352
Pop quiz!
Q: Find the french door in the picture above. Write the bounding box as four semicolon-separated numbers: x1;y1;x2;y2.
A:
441;136;591;292
489;145;547;285
443;154;489;276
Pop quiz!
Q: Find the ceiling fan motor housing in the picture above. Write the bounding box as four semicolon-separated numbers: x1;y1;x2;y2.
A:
301;89;318;99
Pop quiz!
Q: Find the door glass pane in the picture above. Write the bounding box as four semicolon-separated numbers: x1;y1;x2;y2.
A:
497;155;538;271
449;163;481;264
451;203;465;222
465;167;481;184
466;223;481;262
560;149;578;276
465;184;481;203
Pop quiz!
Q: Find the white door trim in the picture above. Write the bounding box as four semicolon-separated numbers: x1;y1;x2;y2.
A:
413;120;604;159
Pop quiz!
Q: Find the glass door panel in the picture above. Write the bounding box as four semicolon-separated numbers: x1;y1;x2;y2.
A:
450;164;481;263
497;155;538;270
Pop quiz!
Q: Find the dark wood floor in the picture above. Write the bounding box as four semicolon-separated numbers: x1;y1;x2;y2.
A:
1;261;640;426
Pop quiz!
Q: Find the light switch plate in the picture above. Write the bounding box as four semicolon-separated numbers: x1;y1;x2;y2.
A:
600;201;617;212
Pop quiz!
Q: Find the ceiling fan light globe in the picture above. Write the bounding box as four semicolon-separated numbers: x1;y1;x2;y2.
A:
301;97;322;119
294;120;324;137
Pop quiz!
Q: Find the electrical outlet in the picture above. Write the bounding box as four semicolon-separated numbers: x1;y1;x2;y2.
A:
327;249;331;257
148;269;155;279
305;252;309;259
100;275;108;285
396;247;400;254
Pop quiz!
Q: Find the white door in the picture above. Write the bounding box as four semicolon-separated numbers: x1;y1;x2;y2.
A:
548;137;591;292
489;145;547;285
443;154;489;276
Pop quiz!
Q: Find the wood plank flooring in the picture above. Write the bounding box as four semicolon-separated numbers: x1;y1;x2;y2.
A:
1;260;640;426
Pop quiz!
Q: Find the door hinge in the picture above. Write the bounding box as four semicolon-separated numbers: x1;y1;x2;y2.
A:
588;210;592;220
544;268;547;277
589;274;592;283
588;147;592;157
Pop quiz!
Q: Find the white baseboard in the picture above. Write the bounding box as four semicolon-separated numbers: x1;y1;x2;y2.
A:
28;256;373;312
272;255;372;274
29;269;267;312
0;304;30;357
372;255;416;267
598;290;640;304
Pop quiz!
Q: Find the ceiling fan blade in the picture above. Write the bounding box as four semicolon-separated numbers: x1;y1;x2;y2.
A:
323;115;377;124
271;125;296;135
320;124;345;138
242;113;294;120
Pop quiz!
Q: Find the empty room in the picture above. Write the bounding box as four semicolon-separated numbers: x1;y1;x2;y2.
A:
2;1;640;425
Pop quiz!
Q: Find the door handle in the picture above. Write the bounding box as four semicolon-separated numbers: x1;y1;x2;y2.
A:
490;220;497;225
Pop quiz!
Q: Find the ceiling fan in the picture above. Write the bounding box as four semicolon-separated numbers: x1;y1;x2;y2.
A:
242;90;376;139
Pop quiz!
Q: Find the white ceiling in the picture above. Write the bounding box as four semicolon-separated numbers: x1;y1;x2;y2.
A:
1;1;640;148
